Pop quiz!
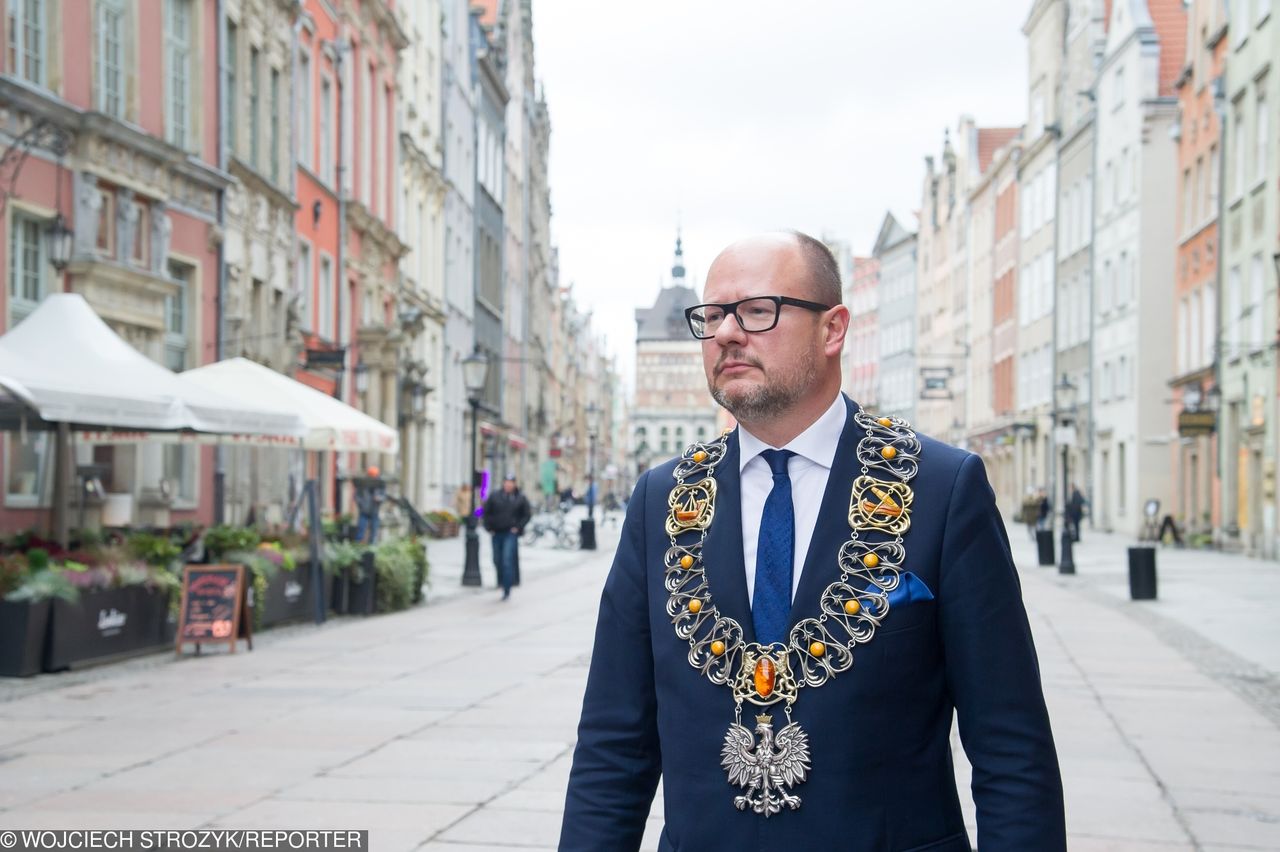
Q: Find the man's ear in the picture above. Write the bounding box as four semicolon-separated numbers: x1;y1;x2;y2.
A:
823;305;850;358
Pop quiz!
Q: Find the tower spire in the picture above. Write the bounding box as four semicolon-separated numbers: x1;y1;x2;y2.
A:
671;228;686;285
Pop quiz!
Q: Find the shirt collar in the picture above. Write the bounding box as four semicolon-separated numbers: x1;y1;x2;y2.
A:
738;393;847;474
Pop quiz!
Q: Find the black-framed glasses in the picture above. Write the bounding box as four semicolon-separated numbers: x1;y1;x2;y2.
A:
684;296;832;339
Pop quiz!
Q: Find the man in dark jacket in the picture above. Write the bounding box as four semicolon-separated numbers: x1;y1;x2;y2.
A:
483;474;533;599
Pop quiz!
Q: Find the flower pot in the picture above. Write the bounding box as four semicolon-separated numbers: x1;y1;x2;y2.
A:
45;587;170;672
254;565;312;628
0;599;52;677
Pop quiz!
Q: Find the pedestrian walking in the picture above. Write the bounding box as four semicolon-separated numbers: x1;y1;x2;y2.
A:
560;231;1064;850
354;466;386;544
1066;485;1086;542
483;474;532;600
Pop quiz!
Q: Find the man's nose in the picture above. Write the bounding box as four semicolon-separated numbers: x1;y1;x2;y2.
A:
712;311;747;346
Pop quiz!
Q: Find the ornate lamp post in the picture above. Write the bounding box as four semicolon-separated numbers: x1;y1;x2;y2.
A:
1055;374;1078;574
461;348;490;586
580;402;600;550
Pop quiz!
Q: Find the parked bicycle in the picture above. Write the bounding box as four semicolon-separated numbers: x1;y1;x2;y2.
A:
521;509;580;549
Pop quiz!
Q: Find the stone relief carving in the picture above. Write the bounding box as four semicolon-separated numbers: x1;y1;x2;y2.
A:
150;203;172;277
116;188;140;265
74;171;102;256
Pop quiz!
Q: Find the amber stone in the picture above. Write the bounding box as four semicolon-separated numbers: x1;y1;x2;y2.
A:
687;598;703;614
878;417;892;427
809;641;826;658
862;552;880;568
844;600;861;615
754;657;776;698
680;555;695;569
710;640;726;656
693;450;708;463
675;509;701;522
881;446;897;460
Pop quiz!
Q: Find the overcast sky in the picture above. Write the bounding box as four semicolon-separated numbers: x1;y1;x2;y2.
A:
531;1;1031;383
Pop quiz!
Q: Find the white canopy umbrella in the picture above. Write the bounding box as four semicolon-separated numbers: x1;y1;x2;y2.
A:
181;357;399;455
0;294;305;438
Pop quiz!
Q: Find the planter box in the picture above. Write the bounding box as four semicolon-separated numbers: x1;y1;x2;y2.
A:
330;552;376;616
253;565;313;629
0;599;51;678
45;587;170;672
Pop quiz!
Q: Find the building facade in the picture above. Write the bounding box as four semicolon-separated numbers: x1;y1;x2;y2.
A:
844;256;879;408
1090;0;1183;535
1169;0;1226;543
873;212;917;423
1218;0;1279;554
632;236;718;476
2;0;227;530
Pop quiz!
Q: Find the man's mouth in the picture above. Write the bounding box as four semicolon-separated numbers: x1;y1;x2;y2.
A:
716;359;760;376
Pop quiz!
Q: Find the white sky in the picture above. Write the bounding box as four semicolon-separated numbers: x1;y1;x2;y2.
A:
531;1;1031;384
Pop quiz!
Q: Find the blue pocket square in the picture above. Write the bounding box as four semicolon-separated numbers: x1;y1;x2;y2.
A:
862;572;934;614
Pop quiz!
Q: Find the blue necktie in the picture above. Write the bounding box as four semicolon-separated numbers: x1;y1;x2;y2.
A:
752;449;796;647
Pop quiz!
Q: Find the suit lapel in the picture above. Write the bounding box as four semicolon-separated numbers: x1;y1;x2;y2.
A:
703;430;756;644
789;395;864;631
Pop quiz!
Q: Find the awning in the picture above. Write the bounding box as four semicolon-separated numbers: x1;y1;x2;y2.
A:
0;294;306;439
181;357;398;454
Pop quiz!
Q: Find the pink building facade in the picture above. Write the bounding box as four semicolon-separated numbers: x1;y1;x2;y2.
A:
1;0;226;530
846;256;879;409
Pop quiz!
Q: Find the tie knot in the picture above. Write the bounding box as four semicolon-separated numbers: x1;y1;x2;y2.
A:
760;449;795;477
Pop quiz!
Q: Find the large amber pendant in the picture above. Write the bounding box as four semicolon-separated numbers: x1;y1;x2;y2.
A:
754;657;776;698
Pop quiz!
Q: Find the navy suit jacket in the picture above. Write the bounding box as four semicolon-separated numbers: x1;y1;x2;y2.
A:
561;397;1065;851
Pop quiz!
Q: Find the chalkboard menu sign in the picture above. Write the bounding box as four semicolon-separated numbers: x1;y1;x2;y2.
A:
175;564;253;656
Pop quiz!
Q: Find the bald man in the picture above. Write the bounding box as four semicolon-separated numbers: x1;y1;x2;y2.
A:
560;232;1064;851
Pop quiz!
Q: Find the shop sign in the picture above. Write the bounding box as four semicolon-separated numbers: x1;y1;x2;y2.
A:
1178;409;1216;437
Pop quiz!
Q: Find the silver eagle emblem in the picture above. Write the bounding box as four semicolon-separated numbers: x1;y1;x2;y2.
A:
721;713;811;816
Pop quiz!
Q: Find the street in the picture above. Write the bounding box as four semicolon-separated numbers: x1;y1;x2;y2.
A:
1;511;1279;851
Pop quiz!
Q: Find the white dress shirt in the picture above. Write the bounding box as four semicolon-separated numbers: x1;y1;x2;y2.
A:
738;393;847;604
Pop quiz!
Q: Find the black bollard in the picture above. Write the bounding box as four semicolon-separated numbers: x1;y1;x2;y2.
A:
1059;527;1075;574
1127;546;1157;600
1036;529;1055;566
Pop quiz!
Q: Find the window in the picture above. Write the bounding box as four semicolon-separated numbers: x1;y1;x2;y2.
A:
1182;168;1193;234
165;0;191;149
98;0;125;118
1233;102;1247;196
165;260;190;371
297;240;312;332
1208;144;1220;216
1118;442;1126;514
1113;65;1125;109
249;47;260;168
1203;285;1216;365
320;77;333;184
226;22;238;155
7;211;46;326
270;66;280;183
1227;266;1242;351
319;255;334;339
298;49;312;169
164;259;196;504
1255;85;1269;183
6;0;46;86
1188;291;1201;372
361;61;373;204
1249;254;1265;348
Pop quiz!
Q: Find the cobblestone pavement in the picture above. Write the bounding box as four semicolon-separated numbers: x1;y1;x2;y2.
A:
0;510;1277;851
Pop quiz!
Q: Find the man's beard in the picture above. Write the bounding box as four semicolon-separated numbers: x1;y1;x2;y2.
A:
708;348;820;422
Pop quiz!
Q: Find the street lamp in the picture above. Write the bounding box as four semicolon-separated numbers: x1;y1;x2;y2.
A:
461;348;489;587
1055;374;1078;575
580;402;600;550
45;133;73;273
353;360;370;395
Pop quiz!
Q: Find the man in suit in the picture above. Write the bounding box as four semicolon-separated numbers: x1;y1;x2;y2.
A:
560;232;1065;851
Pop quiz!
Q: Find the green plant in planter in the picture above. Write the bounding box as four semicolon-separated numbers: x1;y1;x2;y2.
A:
204;526;261;560
373;539;420;613
0;553;30;599
25;548;50;571
5;568;78;603
324;540;366;580
126;531;182;567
